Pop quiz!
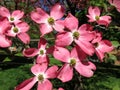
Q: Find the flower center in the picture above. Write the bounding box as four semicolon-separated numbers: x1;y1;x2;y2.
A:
48;17;55;25
73;31;80;39
70;59;76;66
38;74;44;82
95;16;100;21
40;50;44;55
94;42;99;48
10;17;14;21
13;27;19;33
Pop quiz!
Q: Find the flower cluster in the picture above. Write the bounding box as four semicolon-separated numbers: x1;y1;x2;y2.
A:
0;6;30;47
0;2;114;90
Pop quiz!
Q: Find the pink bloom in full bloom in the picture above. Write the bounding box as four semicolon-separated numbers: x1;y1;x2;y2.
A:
109;0;120;12
0;18;12;48
92;31;114;61
5;21;30;44
55;14;95;55
15;63;58;90
86;6;111;26
23;38;49;64
31;3;65;36
53;46;96;82
0;6;24;23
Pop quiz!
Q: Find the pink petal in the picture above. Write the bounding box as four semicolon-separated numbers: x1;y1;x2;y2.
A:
53;20;64;32
15;77;37;90
57;64;73;82
16;21;30;32
64;13;78;30
31;8;49;24
38;38;47;49
37;79;52;90
75;40;95;56
98;40;113;53
55;32;73;47
12;10;24;20
50;4;64;20
88;6;100;17
39;23;53;36
75;61;96;77
71;46;87;61
95;49;104;61
0;7;10;17
17;33;30;44
58;88;64;90
36;55;49;64
23;48;38;57
0;34;12;48
53;46;70;62
0;18;11;34
31;63;48;75
45;65;58;79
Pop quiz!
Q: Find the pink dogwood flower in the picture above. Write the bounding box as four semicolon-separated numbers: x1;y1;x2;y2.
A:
55;14;95;55
5;21;30;44
86;6;111;26
31;3;65;36
15;63;58;90
0;6;24;23
92;31;114;61
0;18;12;48
109;0;120;12
53;46;96;82
23;38;49;64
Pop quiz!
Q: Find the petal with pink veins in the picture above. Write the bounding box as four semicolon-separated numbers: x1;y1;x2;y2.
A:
71;46;87;61
53;20;64;32
50;4;64;20
39;23;53;36
45;65;58;79
17;32;30;44
11;10;24;20
15;77;37;90
31;63;48;75
75;61;96;77
75;40;95;56
65;13;78;30
0;7;10;17
36;55;49;64
55;32;73;47
31;8;49;24
53;46;70;62
57;64;73;82
37;79;52;90
0;34;12;48
16;22;30;32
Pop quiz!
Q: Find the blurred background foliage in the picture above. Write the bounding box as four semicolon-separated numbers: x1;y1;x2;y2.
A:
0;0;120;90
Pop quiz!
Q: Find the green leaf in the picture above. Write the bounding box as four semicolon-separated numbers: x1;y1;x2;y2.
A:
111;41;120;48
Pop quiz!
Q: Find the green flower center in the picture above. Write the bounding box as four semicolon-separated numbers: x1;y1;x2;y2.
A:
10;17;14;21
48;17;55;25
70;59;76;66
38;74;44;82
94;42;99;48
95;16;100;21
40;50;44;55
73;31;80;39
13;27;19;33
